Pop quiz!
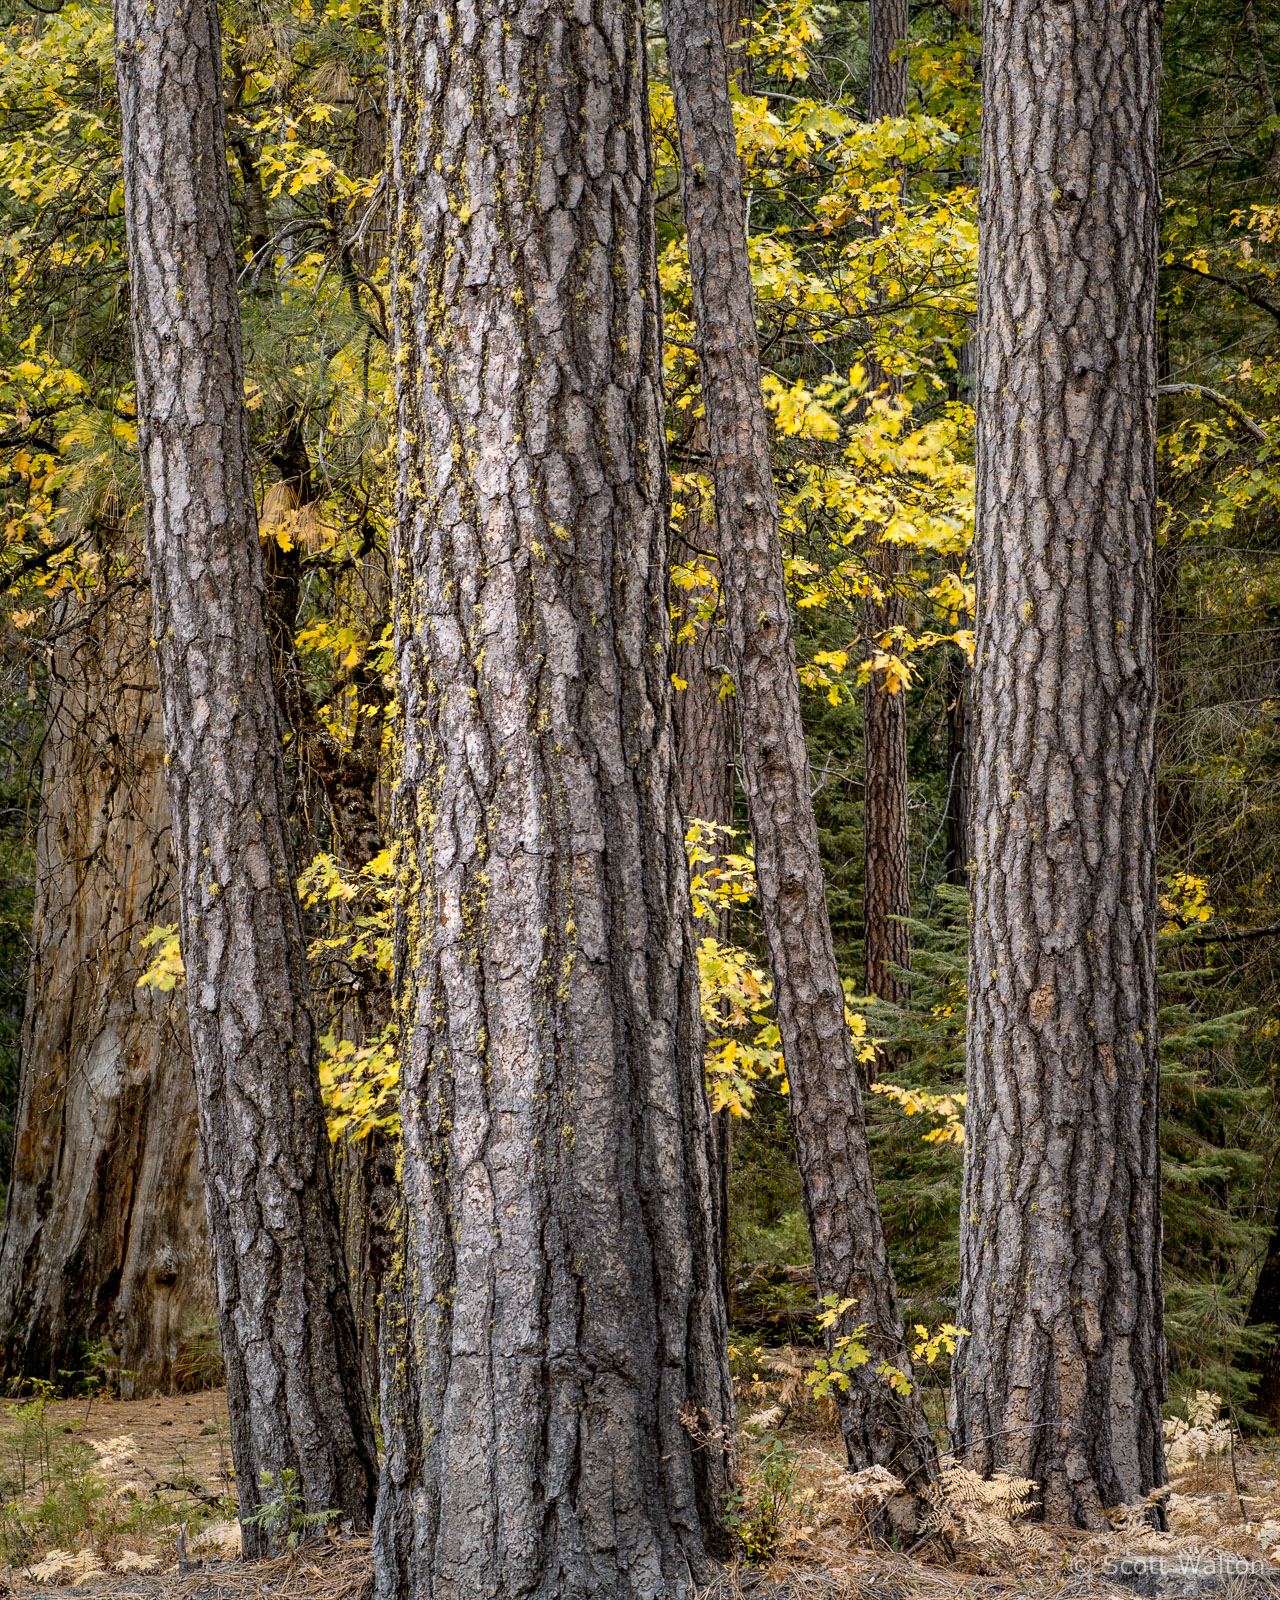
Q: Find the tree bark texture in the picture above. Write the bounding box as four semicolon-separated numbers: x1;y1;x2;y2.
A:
113;0;377;1547
0;581;213;1396
663;0;935;1484
868;0;908;120
861;0;911;1017
953;0;1166;1526
941;643;972;887
376;0;736;1592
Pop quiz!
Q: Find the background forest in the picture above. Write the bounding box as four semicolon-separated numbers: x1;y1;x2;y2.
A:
0;0;1277;1580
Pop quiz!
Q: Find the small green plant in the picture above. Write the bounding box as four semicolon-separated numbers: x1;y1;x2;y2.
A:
80;1338;139;1411
242;1468;337;1551
172;1318;226;1391
0;1398;108;1565
805;1295;914;1400
725;1438;802;1561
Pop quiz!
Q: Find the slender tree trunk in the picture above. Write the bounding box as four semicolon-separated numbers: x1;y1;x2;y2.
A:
0;578;213;1396
373;0;736;1591
113;0;377;1549
664;0;936;1484
862;0;912;1020
953;0;1166;1526
1242;0;1280;196
943;340;973;889
941;646;971;887
672;469;736;1314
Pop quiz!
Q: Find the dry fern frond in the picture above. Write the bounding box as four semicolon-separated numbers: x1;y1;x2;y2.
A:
929;1463;1039;1521
115;1550;160;1573
1187;1390;1222;1429
1106;1483;1172;1537
839;1465;905;1509
1165;1391;1232;1471
193;1518;243;1557
89;1432;140;1473
758;1346;822;1409
917;1463;1042;1564
28;1549;108;1585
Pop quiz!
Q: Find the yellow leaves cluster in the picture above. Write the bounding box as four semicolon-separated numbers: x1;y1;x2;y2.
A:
687;819;875;1114
136;924;185;993
299;847;393;976
871;1081;966;1144
912;1322;967;1364
1160;872;1214;931
687;819;788;1115
744;0;829;83
806;1295;914;1398
317;1026;399;1144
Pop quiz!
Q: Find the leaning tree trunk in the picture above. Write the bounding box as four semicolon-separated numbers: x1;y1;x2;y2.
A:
373;0;736;1590
113;0;377;1549
953;0;1166;1526
861;0;911;1022
0;575;213;1397
664;0;936;1485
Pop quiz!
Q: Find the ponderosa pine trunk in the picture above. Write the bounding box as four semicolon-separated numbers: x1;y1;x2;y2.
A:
373;0;736;1591
0;577;213;1396
113;0;377;1549
952;0;1167;1525
663;0;935;1484
861;0;911;1019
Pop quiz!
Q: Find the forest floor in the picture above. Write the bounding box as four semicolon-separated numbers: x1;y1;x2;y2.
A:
3;1378;1280;1598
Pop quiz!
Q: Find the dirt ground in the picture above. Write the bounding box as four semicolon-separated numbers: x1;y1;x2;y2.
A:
44;1391;235;1506
7;1387;1280;1599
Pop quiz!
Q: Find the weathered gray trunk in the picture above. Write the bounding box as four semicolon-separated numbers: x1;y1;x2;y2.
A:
953;0;1166;1526
113;0;377;1549
663;0;935;1484
374;0;736;1592
0;578;212;1397
861;0;911;1020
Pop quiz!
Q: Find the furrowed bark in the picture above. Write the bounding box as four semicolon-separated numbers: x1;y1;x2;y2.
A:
374;0;736;1591
0;578;213;1396
113;0;377;1549
663;0;936;1484
862;0;911;1022
953;0;1167;1525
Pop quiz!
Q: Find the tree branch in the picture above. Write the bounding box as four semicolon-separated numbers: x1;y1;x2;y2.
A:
1159;383;1269;444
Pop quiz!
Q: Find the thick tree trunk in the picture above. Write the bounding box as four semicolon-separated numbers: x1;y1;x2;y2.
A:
113;0;377;1550
663;0;935;1484
374;0;736;1592
862;0;911;1020
953;0;1166;1526
0;579;213;1397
